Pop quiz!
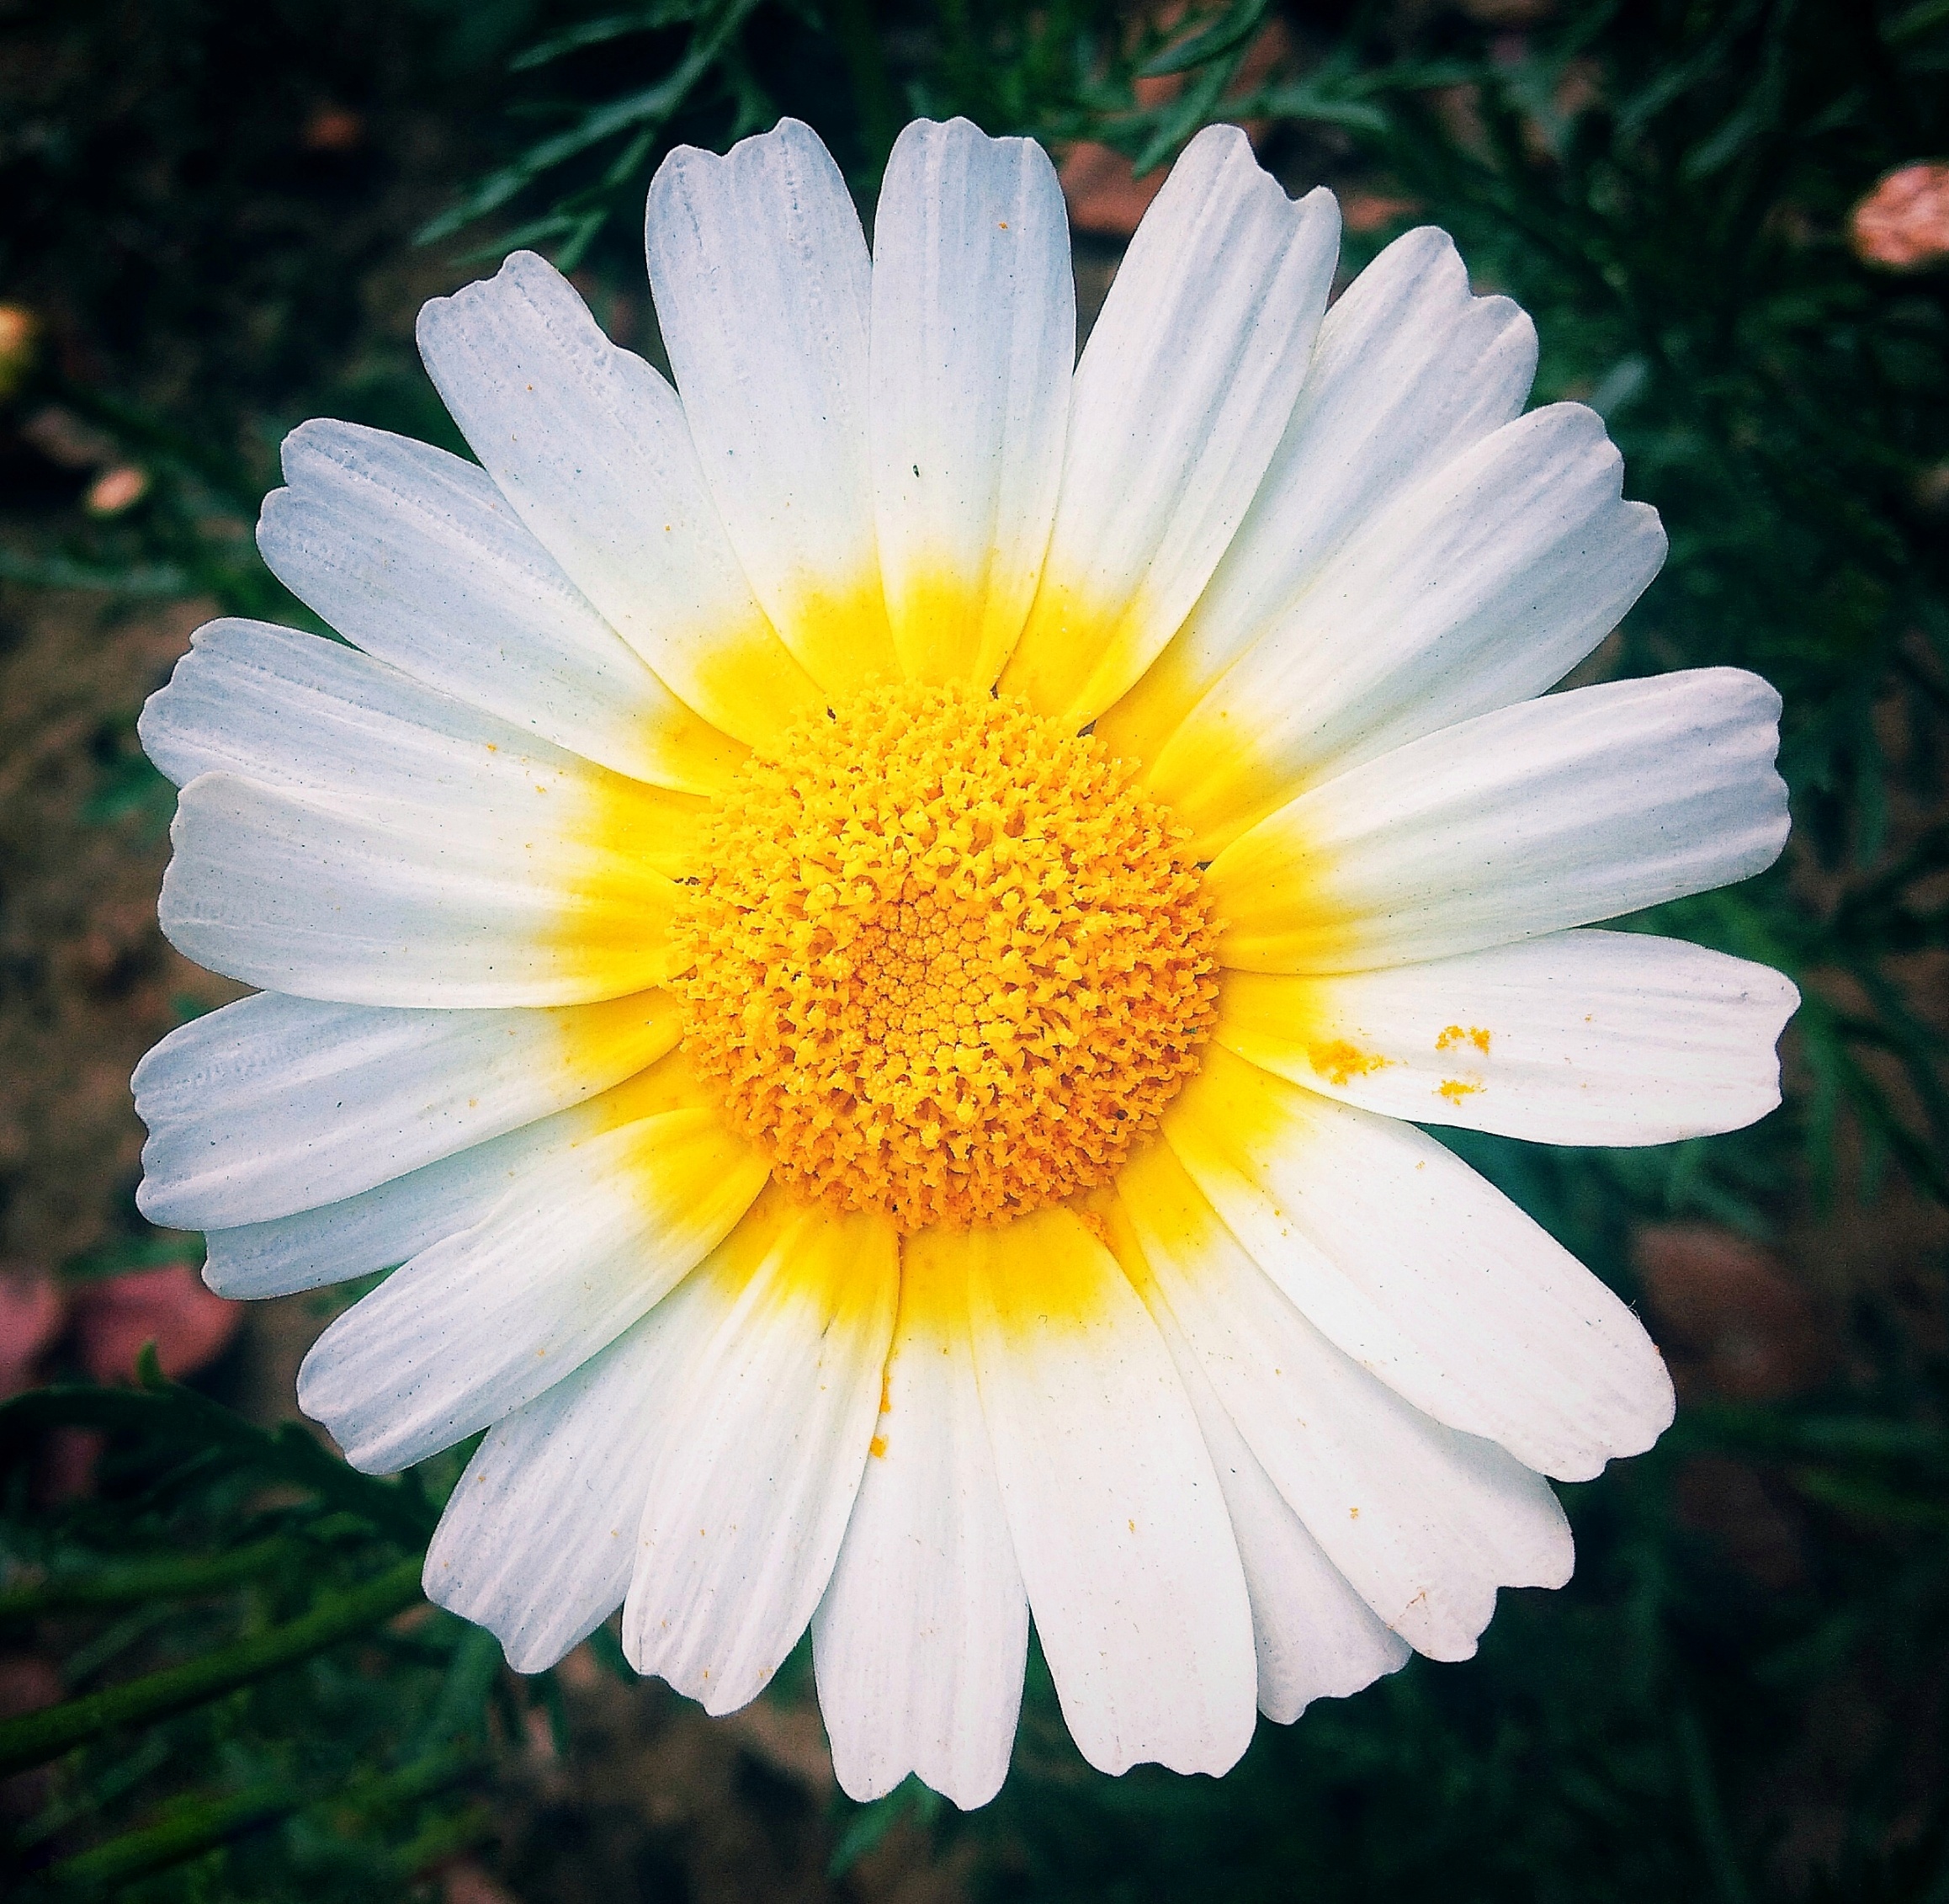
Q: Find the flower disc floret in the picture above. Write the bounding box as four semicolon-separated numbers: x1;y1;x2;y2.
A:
672;683;1222;1231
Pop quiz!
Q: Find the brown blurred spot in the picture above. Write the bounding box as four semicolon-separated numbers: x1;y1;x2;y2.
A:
39;1427;103;1502
18;404;114;471
0;306;38;403
1633;1222;1830;1403
1553;57;1601;121
71;1261;240;1384
82;463;148;516
442;1860;524;1904
1914;460;1949;513
1851;163;1949;270
0;1655;61;1719
554;1643;603;1694
1060;141;1172;240
0;1655;64;1817
1341;192;1424;234
302;104;365;154
1427;83;1490;157
1672;1453;1808;1593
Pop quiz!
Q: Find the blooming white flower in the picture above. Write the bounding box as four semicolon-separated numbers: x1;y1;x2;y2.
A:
133;115;1796;1808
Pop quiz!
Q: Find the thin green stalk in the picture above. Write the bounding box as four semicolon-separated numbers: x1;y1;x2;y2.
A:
0;1558;422;1779
385;1801;499;1881
1676;1703;1752;1904
0;1538;293;1624
44;1744;480;1892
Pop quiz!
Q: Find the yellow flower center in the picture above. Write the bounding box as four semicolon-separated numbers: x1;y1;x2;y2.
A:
672;682;1221;1232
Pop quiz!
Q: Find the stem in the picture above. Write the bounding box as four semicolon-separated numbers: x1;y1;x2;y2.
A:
0;1557;422;1779
45;1746;479;1891
0;1537;293;1623
1675;1703;1751;1904
386;1800;499;1881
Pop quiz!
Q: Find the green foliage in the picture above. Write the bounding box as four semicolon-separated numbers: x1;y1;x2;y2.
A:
3;0;1949;1897
0;1370;539;1897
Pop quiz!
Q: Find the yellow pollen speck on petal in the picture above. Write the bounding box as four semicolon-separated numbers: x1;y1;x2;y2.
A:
1437;1078;1483;1104
868;1434;888;1459
1437;1024;1492;1055
672;682;1220;1233
1307;1039;1391;1088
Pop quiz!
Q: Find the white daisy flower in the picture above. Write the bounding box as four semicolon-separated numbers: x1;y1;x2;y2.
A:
133;115;1796;1808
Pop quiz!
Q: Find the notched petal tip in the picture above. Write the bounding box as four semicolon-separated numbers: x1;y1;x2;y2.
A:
647;113;832;203
415;247;577;375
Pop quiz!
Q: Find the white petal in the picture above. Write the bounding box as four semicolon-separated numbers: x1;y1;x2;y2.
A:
646;119;895;689
136;988;681;1230
1116;1139;1573;1661
1145;405;1667;852
425;1293;708;1674
416;250;820;744
1102;225;1534;766
162;767;680;1009
1211;668;1789;975
999;125;1340;725
142;621;698;965
298;1090;767;1473
1113;1209;1410;1721
1217;928;1799;1145
1164;1045;1675;1481
813;1231;1028;1809
141;619;701;847
961;1207;1256;1777
204;1123;564;1298
622;1194;900;1715
869;118;1073;687
199;1065;704;1298
258;419;740;792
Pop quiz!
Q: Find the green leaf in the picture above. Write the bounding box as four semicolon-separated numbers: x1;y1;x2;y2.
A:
509;3;706;72
1134;0;1271;80
0;1556;423;1779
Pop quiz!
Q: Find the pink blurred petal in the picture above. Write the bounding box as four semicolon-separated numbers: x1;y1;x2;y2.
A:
0;1266;65;1400
72;1263;240;1385
1060;139;1171;238
1851;163;1949;269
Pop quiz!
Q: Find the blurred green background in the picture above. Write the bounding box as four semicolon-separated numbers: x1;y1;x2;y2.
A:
3;0;1947;1897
